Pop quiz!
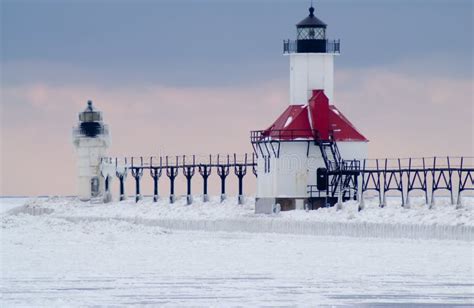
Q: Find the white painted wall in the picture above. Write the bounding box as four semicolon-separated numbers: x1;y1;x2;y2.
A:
289;53;336;105
256;141;368;199
73;137;109;201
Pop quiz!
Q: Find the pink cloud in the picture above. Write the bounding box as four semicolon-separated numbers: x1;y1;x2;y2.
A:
1;68;472;196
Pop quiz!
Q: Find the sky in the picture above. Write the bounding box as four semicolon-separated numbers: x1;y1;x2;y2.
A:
1;0;473;196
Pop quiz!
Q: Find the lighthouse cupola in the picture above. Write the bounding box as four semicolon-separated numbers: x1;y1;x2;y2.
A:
78;100;105;137
295;6;329;53
285;5;340;104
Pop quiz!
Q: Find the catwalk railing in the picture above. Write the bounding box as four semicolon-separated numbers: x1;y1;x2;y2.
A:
359;156;473;209
101;154;257;205
101;154;473;208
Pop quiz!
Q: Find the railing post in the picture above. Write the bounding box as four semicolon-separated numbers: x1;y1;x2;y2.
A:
100;157;113;203
252;153;257;177
150;156;162;202
234;154;248;205
456;157;464;209
183;155;195;205
198;155;212;202
166;156;179;204
131;157;144;203
217;154;230;202
116;157;128;201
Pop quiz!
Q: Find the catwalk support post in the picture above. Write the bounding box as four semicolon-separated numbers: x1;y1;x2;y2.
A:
183;155;196;205
234;153;248;205
217;154;230;202
150;156;162;202
166;156;179;204
131;157;144;203
115;158;128;201
198;155;212;202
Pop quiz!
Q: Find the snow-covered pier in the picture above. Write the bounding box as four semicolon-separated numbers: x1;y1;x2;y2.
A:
4;195;473;241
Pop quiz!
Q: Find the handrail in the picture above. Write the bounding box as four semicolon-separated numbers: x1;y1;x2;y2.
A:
283;39;341;54
250;129;319;142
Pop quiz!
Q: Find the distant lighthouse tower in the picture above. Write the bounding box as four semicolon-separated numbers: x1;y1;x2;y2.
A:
285;5;339;104
72;100;110;201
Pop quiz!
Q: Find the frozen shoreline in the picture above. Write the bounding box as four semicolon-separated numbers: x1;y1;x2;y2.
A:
2;196;473;306
4;195;473;241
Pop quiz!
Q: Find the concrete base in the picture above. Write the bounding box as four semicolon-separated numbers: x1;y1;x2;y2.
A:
307;197;338;210
256;197;341;214
255;198;276;214
255;197;309;214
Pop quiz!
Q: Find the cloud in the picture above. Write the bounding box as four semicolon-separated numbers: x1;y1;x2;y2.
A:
1;66;473;196
335;68;473;158
0;80;288;196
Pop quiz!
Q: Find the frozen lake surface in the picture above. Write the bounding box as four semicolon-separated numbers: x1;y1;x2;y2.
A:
1;197;473;306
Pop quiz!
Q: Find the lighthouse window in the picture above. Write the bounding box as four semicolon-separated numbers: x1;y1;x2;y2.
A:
79;112;102;122
297;27;325;40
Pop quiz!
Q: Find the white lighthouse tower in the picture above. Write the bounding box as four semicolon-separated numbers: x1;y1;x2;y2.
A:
72;100;110;201
287;6;338;104
252;6;368;214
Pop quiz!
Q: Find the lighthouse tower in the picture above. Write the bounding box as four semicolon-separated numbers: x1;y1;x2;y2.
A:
252;6;368;214
72;100;110;201
287;6;339;104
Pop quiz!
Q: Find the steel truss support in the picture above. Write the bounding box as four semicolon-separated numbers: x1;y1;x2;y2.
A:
217;154;230;202
234;154;248;205
198;155;212;202
131;157;144;203
457;157;474;208
382;158;404;208
431;157;454;208
166;156;179;204
115;157;128;201
150;157;162;202
361;159;383;208
183;155;196;205
406;158;428;207
251;154;257;177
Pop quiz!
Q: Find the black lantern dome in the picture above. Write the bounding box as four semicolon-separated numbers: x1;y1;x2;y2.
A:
297;6;327;29
283;6;340;54
77;100;105;138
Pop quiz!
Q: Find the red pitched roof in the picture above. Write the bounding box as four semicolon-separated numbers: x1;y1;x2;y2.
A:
262;90;367;142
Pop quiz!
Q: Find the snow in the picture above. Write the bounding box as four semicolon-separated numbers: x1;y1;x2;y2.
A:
1;196;473;305
284;116;293;128
5;195;473;240
0;197;33;214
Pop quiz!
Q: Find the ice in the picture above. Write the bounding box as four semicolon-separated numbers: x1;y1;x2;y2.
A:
1;196;473;306
8;195;473;240
0;197;31;213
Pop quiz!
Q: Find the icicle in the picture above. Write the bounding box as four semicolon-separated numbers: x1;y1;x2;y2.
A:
456;192;462;209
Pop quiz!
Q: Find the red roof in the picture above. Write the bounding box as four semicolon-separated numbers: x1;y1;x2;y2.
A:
262;90;367;142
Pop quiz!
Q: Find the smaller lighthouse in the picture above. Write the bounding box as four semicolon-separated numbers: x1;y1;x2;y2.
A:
72;100;110;201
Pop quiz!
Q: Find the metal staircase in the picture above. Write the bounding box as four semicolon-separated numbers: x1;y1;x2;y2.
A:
307;139;360;208
318;140;342;172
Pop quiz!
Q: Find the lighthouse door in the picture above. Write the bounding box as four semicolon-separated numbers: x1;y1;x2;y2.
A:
91;177;99;197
